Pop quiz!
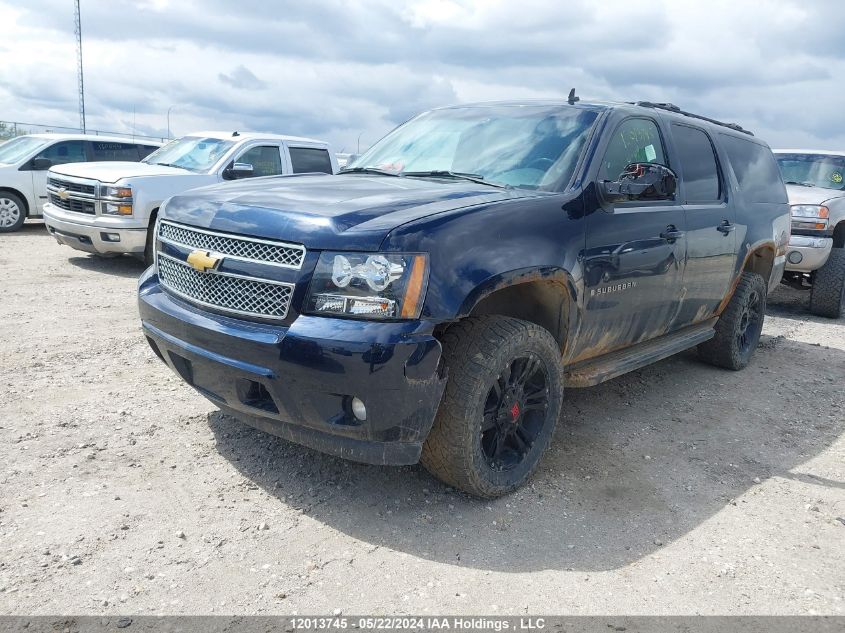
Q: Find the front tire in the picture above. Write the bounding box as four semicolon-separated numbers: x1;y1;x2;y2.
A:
421;316;563;498
0;192;26;233
698;271;767;370
809;248;845;318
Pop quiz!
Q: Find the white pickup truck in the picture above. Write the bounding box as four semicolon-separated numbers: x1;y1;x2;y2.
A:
0;133;160;232
42;131;337;263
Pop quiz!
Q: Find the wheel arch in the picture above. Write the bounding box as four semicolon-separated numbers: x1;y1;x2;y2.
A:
456;267;579;356
833;219;845;249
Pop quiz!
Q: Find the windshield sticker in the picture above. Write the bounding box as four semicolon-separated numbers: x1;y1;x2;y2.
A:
644;144;657;162
831;171;843;184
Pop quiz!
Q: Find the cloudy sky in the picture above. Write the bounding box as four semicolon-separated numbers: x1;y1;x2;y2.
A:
2;0;843;152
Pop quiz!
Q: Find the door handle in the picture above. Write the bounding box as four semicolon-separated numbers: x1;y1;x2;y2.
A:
660;226;685;241
717;220;735;235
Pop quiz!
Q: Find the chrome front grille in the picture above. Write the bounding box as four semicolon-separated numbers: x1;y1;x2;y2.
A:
158;221;305;269
48;193;95;214
47;178;96;196
157;253;294;320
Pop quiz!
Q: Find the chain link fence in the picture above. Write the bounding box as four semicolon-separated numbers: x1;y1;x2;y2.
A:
0;120;167;143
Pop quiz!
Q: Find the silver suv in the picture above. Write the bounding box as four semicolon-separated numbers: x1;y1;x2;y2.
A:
775;150;845;317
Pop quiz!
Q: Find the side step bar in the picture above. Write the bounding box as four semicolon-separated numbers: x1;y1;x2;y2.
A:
564;319;717;388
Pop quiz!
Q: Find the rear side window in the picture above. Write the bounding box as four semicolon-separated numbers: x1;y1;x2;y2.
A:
289;147;333;174
720;135;787;203
671;124;721;202
138;145;159;160
91;141;143;161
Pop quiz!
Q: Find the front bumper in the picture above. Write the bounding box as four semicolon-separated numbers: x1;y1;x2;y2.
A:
784;235;832;273
138;268;446;465
43;203;147;255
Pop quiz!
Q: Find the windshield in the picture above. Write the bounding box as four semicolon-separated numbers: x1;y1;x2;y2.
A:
143;136;235;172
776;153;845;191
347;105;600;190
0;136;48;165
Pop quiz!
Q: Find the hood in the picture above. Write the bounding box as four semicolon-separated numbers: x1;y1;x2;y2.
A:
785;183;845;206
50;161;194;182
162;173;536;251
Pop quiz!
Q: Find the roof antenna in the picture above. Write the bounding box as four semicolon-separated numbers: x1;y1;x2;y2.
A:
567;88;580;105
232;131;240;137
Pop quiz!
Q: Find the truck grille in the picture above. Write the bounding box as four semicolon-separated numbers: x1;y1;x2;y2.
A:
158;221;305;268
157;253;294;320
48;193;96;214
47;178;96;196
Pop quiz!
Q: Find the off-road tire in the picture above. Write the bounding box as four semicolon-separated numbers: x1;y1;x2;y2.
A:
420;316;563;498
0;192;26;233
698;272;767;370
809;248;845;318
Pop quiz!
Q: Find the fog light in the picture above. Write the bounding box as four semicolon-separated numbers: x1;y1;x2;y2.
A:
787;250;803;265
351;397;367;421
100;232;121;243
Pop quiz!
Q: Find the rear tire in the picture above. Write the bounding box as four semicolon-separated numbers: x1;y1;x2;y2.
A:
0;192;26;233
698;272;767;370
421;316;563;498
809;248;845;318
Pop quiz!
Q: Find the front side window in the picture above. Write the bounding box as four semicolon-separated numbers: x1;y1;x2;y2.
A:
721;135;787;204
91;141;142;161
776;153;845;192
0;136;48;165
290;147;333;174
671;124;721;202
37;140;87;164
143;136;234;172
599;118;667;181
236;145;283;177
348;105;599;190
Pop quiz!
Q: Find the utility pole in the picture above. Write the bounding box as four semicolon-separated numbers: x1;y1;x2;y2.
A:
74;0;86;133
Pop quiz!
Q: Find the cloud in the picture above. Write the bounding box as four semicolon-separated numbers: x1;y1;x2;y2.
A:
0;0;843;151
218;65;267;90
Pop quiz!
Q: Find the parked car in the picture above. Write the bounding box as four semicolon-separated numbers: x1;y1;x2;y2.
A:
775;150;845;317
43;131;337;264
0;133;160;233
138;99;789;497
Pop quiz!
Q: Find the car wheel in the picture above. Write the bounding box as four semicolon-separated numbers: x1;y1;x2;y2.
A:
809;247;845;318
0;192;26;233
421;315;563;498
698;271;767;370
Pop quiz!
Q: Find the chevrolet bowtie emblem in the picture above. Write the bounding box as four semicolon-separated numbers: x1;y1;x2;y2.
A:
186;249;222;273
57;188;70;200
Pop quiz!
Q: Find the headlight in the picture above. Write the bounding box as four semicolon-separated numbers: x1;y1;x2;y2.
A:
305;252;429;319
790;205;829;230
100;185;132;199
102;202;133;216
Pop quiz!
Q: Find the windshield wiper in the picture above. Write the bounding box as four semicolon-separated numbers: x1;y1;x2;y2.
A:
403;170;509;189
784;180;816;187
339;166;401;177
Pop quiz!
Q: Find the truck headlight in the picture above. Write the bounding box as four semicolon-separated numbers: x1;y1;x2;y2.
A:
305;252;429;319
100;185;133;199
102;202;133;216
790;204;829;231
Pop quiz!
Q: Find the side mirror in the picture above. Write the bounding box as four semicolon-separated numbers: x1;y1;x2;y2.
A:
600;162;677;204
223;162;254;180
31;157;53;171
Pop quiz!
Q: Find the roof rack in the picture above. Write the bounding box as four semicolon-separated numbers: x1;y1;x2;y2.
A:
632;101;754;136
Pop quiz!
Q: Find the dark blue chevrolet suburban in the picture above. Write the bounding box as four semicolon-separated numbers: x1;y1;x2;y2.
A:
138;99;790;497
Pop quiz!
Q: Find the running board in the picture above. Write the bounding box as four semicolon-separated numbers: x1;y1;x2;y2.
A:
564;319;717;388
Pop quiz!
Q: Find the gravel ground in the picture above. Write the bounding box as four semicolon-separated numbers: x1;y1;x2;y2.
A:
1;221;843;615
